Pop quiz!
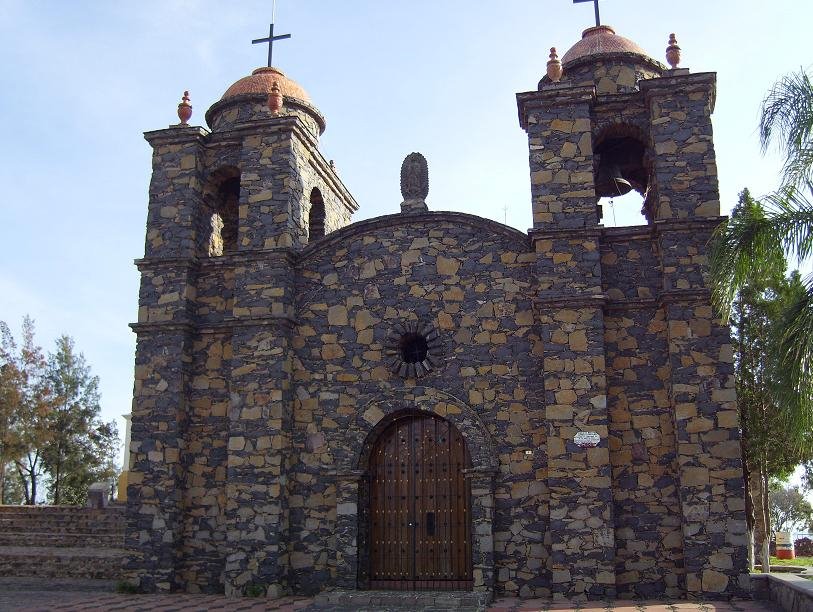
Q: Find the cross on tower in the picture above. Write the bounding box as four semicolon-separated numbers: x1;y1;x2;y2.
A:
573;0;601;27
252;1;291;68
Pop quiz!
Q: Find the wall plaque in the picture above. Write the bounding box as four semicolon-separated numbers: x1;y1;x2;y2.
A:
574;431;601;448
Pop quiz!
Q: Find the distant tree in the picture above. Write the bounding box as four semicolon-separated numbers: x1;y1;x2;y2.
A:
41;336;118;505
770;482;813;533
0;322;23;501
0;317;53;504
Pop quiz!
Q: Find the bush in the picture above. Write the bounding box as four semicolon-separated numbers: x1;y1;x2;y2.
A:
794;537;813;556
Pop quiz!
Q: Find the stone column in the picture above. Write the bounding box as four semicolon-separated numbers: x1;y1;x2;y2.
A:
335;470;364;590
657;224;750;599
517;85;597;229
519;82;615;600
127;124;207;592
464;467;498;594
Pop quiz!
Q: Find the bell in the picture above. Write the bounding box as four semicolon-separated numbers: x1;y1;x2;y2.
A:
595;159;633;198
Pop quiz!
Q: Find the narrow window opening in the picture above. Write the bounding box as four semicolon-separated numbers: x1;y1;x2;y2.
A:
308;188;326;242
206;169;240;257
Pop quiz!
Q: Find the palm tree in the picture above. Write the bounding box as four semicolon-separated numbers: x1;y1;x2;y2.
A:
709;69;813;433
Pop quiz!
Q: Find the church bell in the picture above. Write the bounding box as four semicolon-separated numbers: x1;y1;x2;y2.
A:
595;156;633;198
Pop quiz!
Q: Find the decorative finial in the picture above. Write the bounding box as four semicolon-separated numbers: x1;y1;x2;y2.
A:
547;48;563;83
400;152;429;213
177;91;192;125
268;80;283;114
666;33;681;69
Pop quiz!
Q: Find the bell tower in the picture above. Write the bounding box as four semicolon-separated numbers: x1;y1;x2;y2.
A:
517;25;748;600
128;61;357;595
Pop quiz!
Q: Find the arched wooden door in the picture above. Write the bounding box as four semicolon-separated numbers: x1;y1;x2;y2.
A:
368;412;472;590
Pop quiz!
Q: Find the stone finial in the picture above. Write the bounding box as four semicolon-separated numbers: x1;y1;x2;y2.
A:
268;80;283;114
546;47;563;83
666;33;681;69
177;91;192;125
400;152;429;213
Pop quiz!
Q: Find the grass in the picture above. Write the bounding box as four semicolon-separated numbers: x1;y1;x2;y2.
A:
770;555;813;567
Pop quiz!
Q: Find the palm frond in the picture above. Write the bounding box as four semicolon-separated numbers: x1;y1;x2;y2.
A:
760;70;813;189
762;188;813;261
771;276;813;434
709;195;787;318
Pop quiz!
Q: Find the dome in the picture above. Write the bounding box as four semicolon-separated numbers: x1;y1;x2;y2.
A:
221;66;311;104
561;25;652;66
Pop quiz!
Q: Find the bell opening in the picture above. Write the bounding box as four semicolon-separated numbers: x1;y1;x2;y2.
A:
593;132;651;226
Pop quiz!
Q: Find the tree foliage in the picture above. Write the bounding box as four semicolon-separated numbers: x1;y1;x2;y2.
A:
770;482;813;533
0;318;118;505
710;69;813;433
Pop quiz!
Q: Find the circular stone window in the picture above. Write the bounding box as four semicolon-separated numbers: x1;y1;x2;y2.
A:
385;322;442;378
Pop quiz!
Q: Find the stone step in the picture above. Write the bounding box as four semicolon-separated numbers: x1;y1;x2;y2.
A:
0;531;123;547
0;576;118;592
0;517;124;534
312;590;491;611
0;545;127;580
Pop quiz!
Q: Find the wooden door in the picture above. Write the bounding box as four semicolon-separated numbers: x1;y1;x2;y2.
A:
369;413;472;590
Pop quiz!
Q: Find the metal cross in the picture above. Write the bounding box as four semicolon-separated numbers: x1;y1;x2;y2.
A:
252;5;291;69
573;0;601;27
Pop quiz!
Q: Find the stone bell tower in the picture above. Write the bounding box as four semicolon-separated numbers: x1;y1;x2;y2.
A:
517;26;748;599
127;65;357;594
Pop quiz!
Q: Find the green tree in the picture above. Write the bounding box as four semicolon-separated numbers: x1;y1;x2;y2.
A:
770;482;813;533
0;317;53;504
732;208;813;569
710;69;813;432
41;336;118;505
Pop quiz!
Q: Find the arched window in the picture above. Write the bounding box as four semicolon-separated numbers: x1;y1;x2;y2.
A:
205;167;240;256
593;126;652;226
308;188;325;242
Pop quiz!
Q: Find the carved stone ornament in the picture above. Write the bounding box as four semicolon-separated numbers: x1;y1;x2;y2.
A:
546;47;563;83
666;33;681;69
268;80;283;115
177;91;192;125
400;152;429;213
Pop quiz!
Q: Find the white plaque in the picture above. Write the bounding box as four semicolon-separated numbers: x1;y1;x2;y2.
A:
574;431;600;448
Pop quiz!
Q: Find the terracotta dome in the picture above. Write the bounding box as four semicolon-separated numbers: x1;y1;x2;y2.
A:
221;67;311;103
561;25;651;66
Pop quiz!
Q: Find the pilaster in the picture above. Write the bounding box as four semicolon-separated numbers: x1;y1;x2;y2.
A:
656;220;749;598
517;85;597;229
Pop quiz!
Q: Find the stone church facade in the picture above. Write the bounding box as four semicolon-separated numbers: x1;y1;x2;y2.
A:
126;25;749;601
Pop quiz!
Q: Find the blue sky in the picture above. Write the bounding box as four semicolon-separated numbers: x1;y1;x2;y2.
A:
1;0;811;465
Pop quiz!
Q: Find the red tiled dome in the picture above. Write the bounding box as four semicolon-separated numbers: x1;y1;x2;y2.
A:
221;67;311;103
561;25;650;66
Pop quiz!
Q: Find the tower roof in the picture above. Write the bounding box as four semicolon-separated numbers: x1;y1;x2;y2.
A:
561;25;654;67
221;66;312;104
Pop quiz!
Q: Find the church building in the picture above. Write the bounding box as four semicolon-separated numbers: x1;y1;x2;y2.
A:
126;21;749;601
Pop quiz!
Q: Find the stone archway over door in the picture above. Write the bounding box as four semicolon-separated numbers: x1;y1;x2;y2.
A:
368;412;472;590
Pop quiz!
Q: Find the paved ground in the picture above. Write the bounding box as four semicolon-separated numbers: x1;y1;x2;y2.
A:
0;591;780;612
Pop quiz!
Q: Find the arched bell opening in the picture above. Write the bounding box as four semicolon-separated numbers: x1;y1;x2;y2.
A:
593;126;654;226
308;188;326;243
203;166;241;256
358;410;473;591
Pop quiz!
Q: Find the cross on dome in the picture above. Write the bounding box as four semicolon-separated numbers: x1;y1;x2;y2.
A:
251;0;291;68
573;0;601;27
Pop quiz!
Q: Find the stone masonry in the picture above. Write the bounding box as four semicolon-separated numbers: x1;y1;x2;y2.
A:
126;25;749;602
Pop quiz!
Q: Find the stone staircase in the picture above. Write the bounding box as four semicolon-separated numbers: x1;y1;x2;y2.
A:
0;505;127;591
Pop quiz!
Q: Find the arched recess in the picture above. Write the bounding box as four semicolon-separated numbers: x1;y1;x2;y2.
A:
332;390;497;595
308;188;325;243
592;123;653;226
203;166;241;256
